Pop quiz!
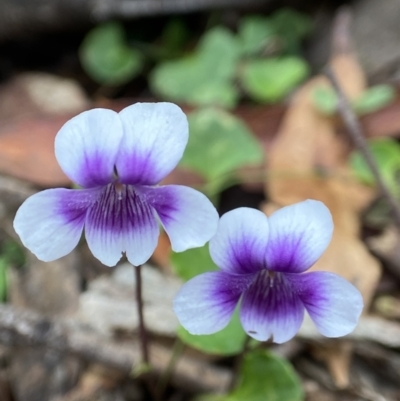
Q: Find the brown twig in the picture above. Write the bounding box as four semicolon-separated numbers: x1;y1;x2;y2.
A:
325;67;400;230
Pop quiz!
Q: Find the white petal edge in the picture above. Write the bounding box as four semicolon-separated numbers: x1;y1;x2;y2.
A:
117;103;189;185
265;200;334;273
138;185;218;252
13;189;89;261
209;207;269;275
55;108;123;187
288;271;364;337
173;271;251;335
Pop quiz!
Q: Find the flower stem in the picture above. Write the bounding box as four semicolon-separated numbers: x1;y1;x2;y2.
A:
135;264;150;364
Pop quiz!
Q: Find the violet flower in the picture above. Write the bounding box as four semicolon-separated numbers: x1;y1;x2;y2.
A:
14;103;218;267
173;201;363;343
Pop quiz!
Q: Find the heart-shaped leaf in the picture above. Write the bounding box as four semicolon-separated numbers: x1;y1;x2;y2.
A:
196;349;303;401
240;57;309;103
180;108;263;189
80;22;143;85
150;27;240;108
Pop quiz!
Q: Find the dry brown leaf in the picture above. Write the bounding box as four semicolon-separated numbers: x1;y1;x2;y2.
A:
0;117;71;186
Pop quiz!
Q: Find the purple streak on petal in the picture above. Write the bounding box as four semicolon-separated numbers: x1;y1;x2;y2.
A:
116;103;188;185
173;271;256;335
287;271;364;337
240;270;304;343
265;200;333;274
137;185;218;251
209;208;269;275
84;183;159;267
13;188;101;262
55;108;123;188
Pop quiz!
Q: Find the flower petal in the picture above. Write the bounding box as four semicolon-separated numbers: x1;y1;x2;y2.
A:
173;271;255;335
240;271;304;343
13;188;99;261
55;108;123;188
84;184;159;267
265;200;333;273
209;208;269;275
137;185;218;252
287;271;363;337
116;103;188;185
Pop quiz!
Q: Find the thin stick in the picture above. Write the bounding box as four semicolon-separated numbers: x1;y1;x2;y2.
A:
325;67;400;230
135;264;149;364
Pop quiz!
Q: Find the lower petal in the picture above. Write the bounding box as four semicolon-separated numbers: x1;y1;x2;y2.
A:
287;271;363;337
240;271;304;343
173;271;255;335
85;184;159;267
13;188;98;261
137;185;218;252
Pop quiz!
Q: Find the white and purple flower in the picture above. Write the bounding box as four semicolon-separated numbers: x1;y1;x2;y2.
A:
173;201;363;343
14;102;218;267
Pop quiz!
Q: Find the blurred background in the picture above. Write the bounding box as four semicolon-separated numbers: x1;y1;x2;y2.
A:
1;0;400;400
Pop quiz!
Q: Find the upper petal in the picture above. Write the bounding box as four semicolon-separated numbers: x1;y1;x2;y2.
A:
240;271;304;343
84;184;159;267
116;103;188;185
137;185;218;252
13;188;99;261
209;208;269;275
265;200;333;273
287;271;363;337
55;108;123;188
173;271;255;335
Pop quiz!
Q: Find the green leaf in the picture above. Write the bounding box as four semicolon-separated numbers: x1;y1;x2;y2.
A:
238;15;274;56
196;350;303;401
171;243;218;282
150;27;240;107
181;109;263;185
161;19;189;55
79;22;143;85
0;258;8;303
350;138;400;195
270;8;313;54
1;239;25;267
312;87;338;115
353;85;396;115
177;309;247;356
241;57;309;103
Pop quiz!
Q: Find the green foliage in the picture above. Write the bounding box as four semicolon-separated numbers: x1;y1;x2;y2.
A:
350;138;400;195
0;258;7;302
196;350;303;401
0;240;25;303
151;10;311;106
161;19;190;55
80;22;143;85
178;310;247;356
240;57;309;103
238;16;274;56
353;85;396;115
150;27;240;108
180;108;263;189
312;87;338;115
171;243;218;281
269;8;313;54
